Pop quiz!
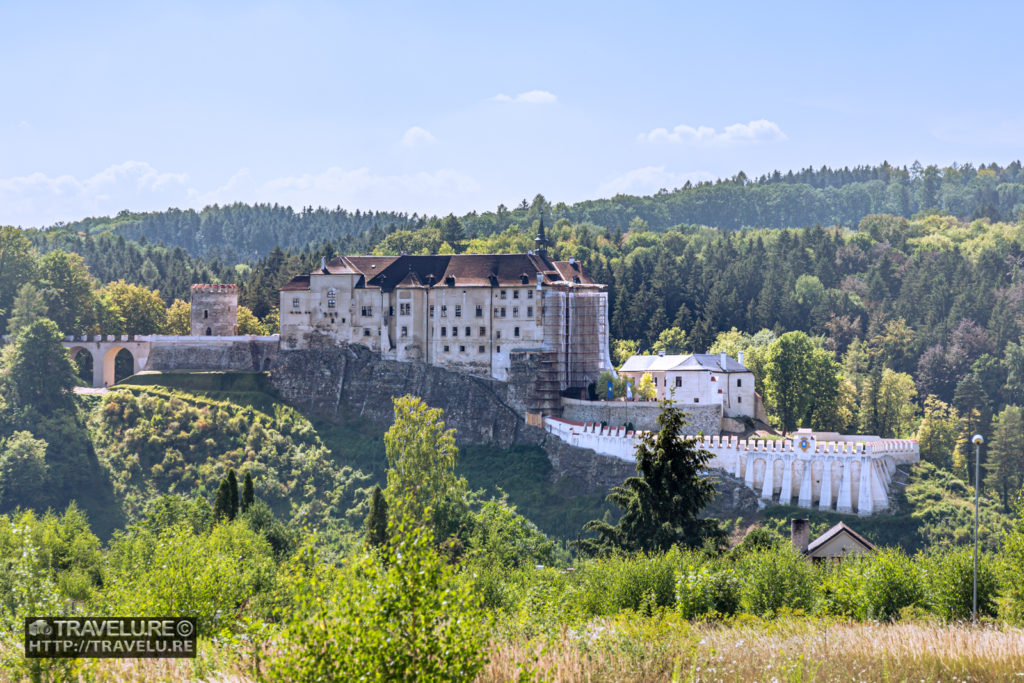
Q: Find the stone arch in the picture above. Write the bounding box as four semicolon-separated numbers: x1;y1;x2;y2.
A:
751;457;767;491
68;346;96;384
101;345;142;386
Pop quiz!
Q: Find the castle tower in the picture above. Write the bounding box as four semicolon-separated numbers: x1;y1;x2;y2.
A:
534;213;551;255
190;284;238;336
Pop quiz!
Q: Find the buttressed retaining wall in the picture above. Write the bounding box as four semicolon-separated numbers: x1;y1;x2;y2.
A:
544;417;919;516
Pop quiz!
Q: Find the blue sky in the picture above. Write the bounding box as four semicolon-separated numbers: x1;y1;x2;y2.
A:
2;1;1023;227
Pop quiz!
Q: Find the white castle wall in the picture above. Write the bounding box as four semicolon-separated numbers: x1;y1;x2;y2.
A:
544;417;919;516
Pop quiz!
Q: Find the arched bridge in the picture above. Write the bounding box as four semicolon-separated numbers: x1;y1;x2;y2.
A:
63;336;151;387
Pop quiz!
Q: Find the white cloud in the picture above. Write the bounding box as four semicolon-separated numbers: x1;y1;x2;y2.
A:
640;119;787;145
492;90;557;104
0;161;481;227
0;161;190;227
401;126;436;147
596;166;713;198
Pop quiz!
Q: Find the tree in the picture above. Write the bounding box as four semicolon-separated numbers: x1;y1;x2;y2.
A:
651;326;688;355
36;250;98;334
5;283;47;337
163;299;191;335
612;339;639;367
439;214;465;249
237;305;268;335
582;401;720;554
762;331;814;433
0;226;37;331
97;280;167;335
916;396;960;469
0;319;79;418
383;395;468;542
873;369;918;438
227;469;239;519
364;485;389;547
636;372;657;400
984;406;1024;511
0;431;49;509
241;471;255;513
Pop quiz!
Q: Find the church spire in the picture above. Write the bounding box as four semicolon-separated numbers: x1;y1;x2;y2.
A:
534;211;551;255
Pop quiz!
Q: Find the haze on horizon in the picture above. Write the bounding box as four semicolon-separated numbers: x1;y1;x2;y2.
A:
2;0;1023;228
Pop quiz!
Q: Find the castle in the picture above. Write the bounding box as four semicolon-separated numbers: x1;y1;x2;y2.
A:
277;223;614;386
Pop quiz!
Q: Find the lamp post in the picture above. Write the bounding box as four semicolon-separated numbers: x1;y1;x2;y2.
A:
971;433;983;624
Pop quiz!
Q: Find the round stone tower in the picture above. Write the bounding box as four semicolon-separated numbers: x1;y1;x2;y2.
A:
190;284;238;336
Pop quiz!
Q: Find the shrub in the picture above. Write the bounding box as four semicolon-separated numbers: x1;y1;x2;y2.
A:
676;561;741;619
738;546;817;616
860;548;924;620
920;547;998;621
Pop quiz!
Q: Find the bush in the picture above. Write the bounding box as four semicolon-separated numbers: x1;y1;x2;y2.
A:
860;548;924;620
268;520;489;681
676;561;741;619
738;546;817;616
920;547;999;621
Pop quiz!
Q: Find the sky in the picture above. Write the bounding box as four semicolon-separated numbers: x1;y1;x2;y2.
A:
2;1;1024;228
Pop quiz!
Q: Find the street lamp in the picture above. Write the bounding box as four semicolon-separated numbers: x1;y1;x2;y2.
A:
971;433;983;624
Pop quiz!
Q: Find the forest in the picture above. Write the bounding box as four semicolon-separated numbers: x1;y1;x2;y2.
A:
3;161;1024;678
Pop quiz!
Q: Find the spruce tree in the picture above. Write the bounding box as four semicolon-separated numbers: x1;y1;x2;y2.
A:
365;485;389;547
227;469;239;520
582;400;721;554
241;471;255;512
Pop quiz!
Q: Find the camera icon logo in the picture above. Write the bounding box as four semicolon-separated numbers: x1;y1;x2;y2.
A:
27;620;52;636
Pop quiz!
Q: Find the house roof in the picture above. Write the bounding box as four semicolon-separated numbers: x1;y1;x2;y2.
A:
619;353;750;373
806;522;875;554
279;253;600;292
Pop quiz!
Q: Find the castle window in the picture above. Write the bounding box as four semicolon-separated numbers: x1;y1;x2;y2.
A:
443;345;450;353
479;327;486;336
203;310;208;319
389;306;394;317
292;298;300;308
441;305;448;318
496;345;501;352
455;305;462;318
501;307;506;317
459;345;466;352
500;290;507;299
399;303;411;316
693;398;699;403
478;345;485;353
361;306;373;317
675;377;682;388
738;396;742;403
513;290;520;299
327;288;337;308
496;330;501;339
401;326;408;338
452;327;458;337
364;328;371;337
430;305;435;318
465;327;471;336
512;307;519;318
514;326;520;337
475;305;483;317
527;290;533;299
737;378;743;387
527;306;533;317
441;327;447;337
206;327;212;336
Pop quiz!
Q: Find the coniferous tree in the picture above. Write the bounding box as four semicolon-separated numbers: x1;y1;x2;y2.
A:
213;477;232;521
582;400;721;555
227;469;239;520
241;471;255;512
6;283;47;337
365;485;389;547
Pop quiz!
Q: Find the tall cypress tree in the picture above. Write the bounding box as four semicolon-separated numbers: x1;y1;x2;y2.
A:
213;477;232;521
365;485;389;547
241;471;255;513
227;469;239;520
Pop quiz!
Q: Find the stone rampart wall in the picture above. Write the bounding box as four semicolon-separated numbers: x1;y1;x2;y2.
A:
145;337;278;373
560;397;721;434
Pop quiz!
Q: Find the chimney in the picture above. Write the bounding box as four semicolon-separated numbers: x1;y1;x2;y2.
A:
658;349;665;357
791;518;810;554
738;351;745;366
720;351;728;370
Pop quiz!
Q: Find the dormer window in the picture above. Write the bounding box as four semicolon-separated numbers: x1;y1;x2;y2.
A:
445;275;456;287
